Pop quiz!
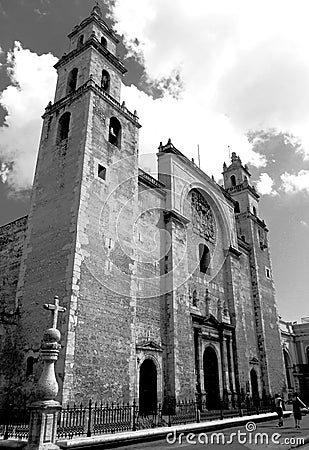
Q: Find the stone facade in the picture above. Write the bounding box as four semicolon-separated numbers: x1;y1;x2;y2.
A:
0;6;286;410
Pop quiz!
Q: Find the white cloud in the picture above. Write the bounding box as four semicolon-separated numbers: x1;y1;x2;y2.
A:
256;173;277;196
300;220;309;228
3;2;309;191
0;42;57;191
281;170;309;194
0;162;10;183
124;84;265;180
109;0;309;162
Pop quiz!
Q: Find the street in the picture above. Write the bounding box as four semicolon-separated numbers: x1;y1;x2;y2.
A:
113;415;309;450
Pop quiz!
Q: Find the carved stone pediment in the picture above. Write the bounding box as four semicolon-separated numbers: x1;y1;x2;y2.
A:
136;340;163;352
203;313;220;327
191;190;216;243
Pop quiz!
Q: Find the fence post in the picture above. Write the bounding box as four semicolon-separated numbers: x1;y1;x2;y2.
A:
87;399;92;437
3;424;9;440
196;408;201;423
238;394;243;417
132;399;136;431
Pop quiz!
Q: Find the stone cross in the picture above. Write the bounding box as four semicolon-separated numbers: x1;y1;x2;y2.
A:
43;295;66;329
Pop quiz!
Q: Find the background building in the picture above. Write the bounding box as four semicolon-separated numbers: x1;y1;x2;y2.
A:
280;317;309;402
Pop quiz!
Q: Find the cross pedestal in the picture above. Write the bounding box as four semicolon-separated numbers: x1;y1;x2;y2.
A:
25;296;66;450
26;401;61;450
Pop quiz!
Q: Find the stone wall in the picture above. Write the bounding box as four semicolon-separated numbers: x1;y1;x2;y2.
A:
0;216;27;407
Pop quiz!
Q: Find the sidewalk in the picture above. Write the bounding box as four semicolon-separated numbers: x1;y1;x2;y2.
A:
56;411;295;449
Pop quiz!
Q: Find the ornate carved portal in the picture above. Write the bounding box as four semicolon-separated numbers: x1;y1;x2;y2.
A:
191;190;216;243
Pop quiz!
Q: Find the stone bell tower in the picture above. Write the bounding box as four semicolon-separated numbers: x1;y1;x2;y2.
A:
15;5;141;404
223;152;285;397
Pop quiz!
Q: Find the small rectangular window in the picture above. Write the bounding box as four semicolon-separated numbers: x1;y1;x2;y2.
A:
265;267;271;279
98;164;106;180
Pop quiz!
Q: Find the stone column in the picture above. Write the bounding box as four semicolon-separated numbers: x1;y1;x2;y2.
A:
25;296;65;450
221;336;230;407
227;337;236;392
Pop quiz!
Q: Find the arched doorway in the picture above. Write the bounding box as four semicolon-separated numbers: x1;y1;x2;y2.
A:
139;359;157;414
250;369;259;404
203;347;220;409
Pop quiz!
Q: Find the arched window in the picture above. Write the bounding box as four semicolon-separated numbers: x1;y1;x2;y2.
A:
192;290;198;307
230;175;236;187
101;70;110;92
101;36;107;47
66;68;78;95
199;244;210;274
26;357;34;377
234;201;240;213
77;34;84;48
57;112;71;143
109;117;121;147
253;206;257;216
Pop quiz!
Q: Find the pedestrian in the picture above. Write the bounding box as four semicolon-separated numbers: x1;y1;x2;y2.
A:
292;392;309;428
274;394;284;427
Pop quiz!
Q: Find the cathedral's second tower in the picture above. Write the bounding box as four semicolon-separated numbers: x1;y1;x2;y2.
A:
223;153;285;396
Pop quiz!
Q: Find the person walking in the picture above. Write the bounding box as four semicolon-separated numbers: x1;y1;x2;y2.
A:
274;394;284;427
292;392;309;428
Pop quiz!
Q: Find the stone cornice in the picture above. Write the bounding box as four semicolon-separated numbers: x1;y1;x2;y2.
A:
138;169;166;195
54;37;126;75
228;246;242;258
68;14;119;44
42;77;141;128
163;209;190;225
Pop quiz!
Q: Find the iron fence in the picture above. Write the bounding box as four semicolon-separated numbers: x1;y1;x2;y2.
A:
0;408;30;440
0;395;275;441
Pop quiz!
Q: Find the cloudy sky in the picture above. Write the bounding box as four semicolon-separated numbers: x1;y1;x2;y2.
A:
0;0;308;321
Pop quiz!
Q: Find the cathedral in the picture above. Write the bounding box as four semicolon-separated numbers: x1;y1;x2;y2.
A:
0;5;286;411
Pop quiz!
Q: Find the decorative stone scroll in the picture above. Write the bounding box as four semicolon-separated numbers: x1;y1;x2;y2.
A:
191;190;216;243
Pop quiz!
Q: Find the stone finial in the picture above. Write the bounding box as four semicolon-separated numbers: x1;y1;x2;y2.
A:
231;151;238;162
91;2;102;17
35;296;66;401
35;328;61;401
